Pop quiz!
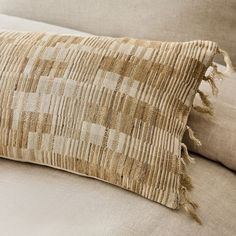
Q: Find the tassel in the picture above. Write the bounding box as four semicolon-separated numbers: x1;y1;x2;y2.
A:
179;144;201;224
193;89;213;115
210;63;224;80
203;75;219;96
182;203;202;225
180;186;202;225
197;89;212;109
193;105;212;115
180;173;193;191
199;47;235;112
180;157;187;166
186;126;202;146
218;48;235;75
181;143;195;164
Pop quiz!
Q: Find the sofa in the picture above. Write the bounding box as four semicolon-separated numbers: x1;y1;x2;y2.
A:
0;1;235;235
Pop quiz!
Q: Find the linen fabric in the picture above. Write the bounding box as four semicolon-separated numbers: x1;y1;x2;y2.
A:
0;31;218;213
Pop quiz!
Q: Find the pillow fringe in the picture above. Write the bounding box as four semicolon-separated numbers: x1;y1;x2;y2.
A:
186;125;202;146
180;142;202;224
203;74;219;95
194;48;235;115
182;48;235;224
181;190;202;225
193;89;214;115
217;48;235;74
181;143;195;165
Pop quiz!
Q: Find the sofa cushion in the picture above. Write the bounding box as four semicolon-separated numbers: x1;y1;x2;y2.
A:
0;14;91;35
0;155;235;236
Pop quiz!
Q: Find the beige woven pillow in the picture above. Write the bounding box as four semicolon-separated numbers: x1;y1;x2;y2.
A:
0;31;229;223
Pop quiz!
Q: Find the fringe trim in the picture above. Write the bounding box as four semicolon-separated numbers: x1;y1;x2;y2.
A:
194;47;235;115
180;172;193;191
181;143;195;165
203;74;219;96
186;126;202;146
193;89;213;115
180;186;202;225
218;48;235;74
180;48;234;225
210;63;225;80
180;142;202;224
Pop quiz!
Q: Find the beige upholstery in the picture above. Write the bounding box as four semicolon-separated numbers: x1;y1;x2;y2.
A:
0;0;235;64
0;14;91;35
0;155;235;236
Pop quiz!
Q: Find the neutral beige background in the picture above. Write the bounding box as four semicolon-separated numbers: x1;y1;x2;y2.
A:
0;0;235;63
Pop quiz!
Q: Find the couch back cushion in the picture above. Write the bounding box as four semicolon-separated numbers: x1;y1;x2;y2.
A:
0;0;235;63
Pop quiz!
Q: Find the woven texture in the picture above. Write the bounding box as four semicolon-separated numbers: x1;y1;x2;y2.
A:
0;32;218;209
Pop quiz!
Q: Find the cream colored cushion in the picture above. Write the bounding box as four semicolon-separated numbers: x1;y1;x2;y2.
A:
185;64;236;170
0;155;235;236
0;0;235;64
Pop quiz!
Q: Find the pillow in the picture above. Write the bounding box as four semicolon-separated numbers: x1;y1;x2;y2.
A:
184;64;236;170
0;31;227;223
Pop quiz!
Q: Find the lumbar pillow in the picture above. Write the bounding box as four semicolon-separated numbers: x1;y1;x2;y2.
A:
184;64;236;171
0;31;232;224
